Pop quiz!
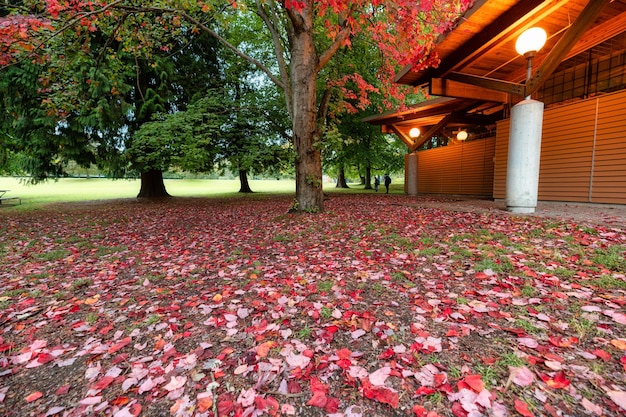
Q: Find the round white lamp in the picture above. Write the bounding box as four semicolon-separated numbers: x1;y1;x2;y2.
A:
516;27;547;99
515;27;547;57
409;127;420;138
456;130;468;141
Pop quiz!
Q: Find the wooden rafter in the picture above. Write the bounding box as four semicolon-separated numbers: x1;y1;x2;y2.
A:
526;0;613;97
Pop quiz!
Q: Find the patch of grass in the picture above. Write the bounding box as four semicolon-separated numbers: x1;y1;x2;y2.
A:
514;318;541;335
448;366;462;379
71;278;93;291
592;245;626;271
592;274;626;290
2;288;25;298
317;280;333;293
417;247;441;257
86;312;99;325
474;256;513;273
145;314;161;326
497;352;526;368
95;245;128;256
37;249;70;261
570;317;598;340
320;306;333;320
456;297;468;305
272;234;292;242
296;326;312;340
520;284;536;297
474;364;498;389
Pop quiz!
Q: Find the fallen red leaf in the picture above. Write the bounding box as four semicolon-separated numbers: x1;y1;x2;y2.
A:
24;391;43;403
514;399;534;417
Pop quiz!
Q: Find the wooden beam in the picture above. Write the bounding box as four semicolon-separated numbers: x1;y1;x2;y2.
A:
432;0;546;79
388;125;415;149
442;72;525;96
526;0;613;97
430;77;510;102
511;11;626;82
409;114;453;152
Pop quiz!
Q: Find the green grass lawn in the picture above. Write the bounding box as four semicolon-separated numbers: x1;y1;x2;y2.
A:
0;176;404;210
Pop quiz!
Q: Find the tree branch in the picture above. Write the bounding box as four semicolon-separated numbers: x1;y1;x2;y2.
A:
179;11;286;92
316;4;356;73
255;0;292;118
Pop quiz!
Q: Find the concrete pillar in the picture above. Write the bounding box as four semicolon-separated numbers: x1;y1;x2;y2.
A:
406;153;418;196
506;99;544;213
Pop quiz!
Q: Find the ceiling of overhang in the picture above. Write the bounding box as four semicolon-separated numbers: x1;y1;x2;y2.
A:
396;0;626;87
366;0;626;151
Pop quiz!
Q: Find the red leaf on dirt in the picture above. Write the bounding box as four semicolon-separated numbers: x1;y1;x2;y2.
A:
361;378;399;408
55;385;71;396
92;375;115;390
108;337;131;354
110;396;130;406
24;391;43;402
324;396;340;413
539;371;570;389
217;394;235;415
450;402;468;417
592;349;612;361
306;391;328;408
461;374;484;393
197;392;213;413
514;399;534;417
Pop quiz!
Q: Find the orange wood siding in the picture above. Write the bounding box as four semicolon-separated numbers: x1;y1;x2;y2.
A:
494;89;626;204
414;137;495;196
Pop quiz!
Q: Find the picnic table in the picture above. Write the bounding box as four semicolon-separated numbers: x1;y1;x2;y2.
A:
0;190;21;206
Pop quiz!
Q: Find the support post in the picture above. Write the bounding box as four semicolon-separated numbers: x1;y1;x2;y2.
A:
506;99;544;213
405;153;418;196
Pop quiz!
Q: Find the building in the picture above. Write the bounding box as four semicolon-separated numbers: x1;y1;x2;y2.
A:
364;0;626;209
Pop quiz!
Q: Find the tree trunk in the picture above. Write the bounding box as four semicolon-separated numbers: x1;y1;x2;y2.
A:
137;169;170;198
290;7;324;213
336;165;349;188
364;165;372;190
238;169;253;193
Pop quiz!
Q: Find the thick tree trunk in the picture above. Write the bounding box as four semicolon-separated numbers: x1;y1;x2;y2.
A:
336;166;349;188
364;166;372;190
290;8;324;213
137;169;170;198
238;170;253;193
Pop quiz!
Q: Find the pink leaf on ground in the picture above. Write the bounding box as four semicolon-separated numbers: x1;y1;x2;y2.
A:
164;376;187;391
510;366;535;387
607;390;626;411
369;366;391;386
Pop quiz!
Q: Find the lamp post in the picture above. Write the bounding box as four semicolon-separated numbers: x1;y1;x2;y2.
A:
506;27;547;214
515;27;547;99
406;127;421;196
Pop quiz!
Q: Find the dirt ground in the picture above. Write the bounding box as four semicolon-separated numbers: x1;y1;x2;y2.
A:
412;197;626;230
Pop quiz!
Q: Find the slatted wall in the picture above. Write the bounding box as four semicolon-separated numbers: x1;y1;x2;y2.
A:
493;89;626;204
415;137;496;196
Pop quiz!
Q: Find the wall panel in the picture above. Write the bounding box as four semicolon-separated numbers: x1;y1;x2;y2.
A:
494;89;626;204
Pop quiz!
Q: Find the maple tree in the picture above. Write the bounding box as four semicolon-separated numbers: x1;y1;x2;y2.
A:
1;0;472;211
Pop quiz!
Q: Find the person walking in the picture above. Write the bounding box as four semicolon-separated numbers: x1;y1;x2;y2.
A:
384;174;391;194
374;175;380;192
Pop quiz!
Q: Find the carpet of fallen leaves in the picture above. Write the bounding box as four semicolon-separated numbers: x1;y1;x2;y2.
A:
1;194;625;417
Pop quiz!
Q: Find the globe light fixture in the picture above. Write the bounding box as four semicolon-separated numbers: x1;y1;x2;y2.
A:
409;127;420;138
456;130;468;141
516;27;547;99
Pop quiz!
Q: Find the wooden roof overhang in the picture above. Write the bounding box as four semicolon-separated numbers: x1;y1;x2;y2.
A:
367;0;626;149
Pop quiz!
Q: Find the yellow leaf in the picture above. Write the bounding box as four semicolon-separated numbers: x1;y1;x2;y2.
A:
84;295;100;305
611;339;626;350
